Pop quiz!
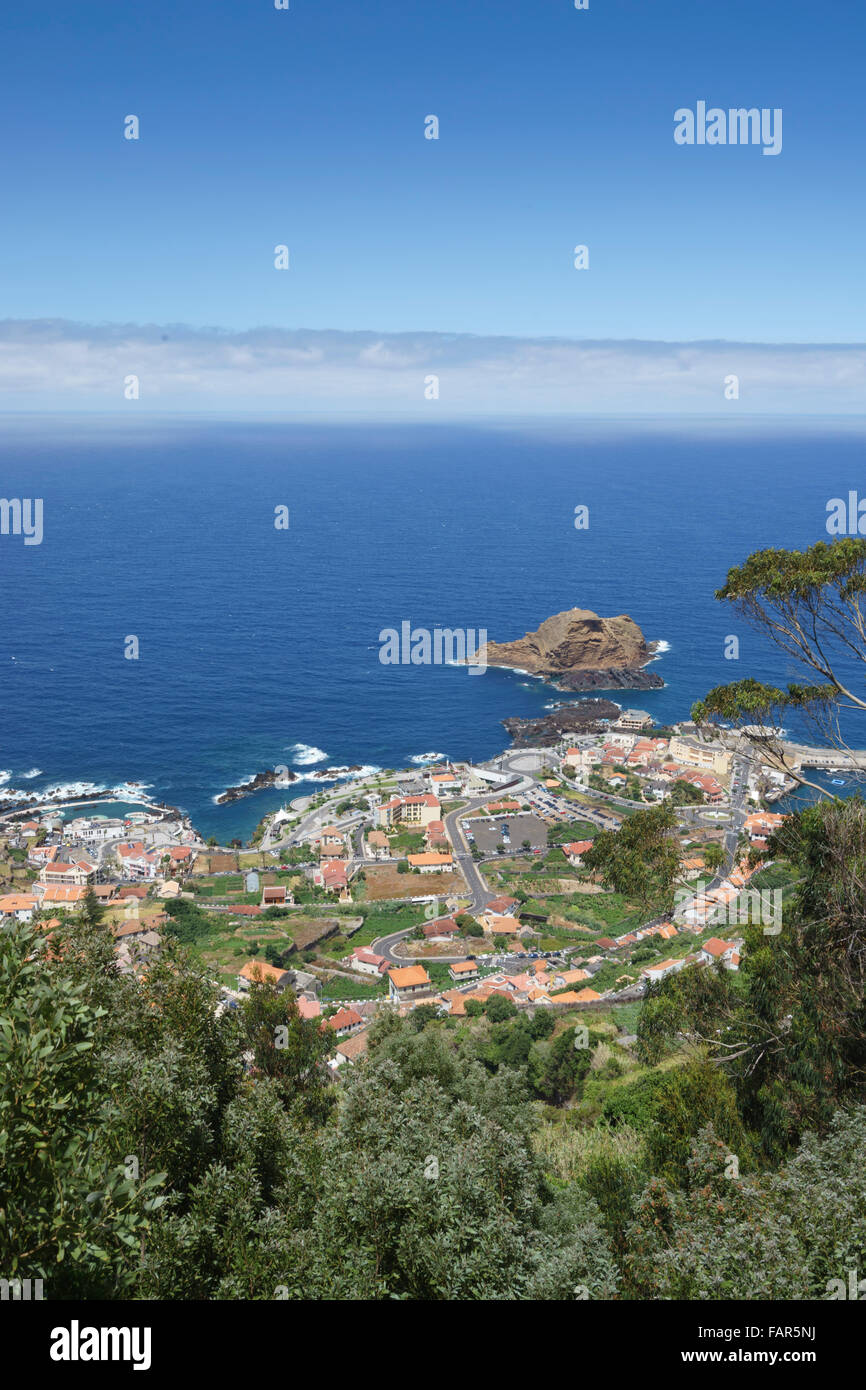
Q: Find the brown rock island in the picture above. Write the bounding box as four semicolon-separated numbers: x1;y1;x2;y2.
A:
477;607;664;692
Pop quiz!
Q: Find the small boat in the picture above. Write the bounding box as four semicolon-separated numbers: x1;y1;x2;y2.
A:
831;777;845;786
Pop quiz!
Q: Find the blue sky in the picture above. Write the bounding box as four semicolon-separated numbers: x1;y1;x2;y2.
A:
2;0;862;342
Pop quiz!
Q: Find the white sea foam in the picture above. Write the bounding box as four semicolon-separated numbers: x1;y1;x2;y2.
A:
498;665;544;679
211;772;258;802
288;743;328;766
408;751;446;764
8;780;107;806
651;640;671;657
21;767;42;779
1;777;158;808
307;764;381;783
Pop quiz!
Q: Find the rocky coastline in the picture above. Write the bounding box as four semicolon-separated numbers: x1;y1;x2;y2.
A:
502;699;623;747
546;666;664;693
0;786;155;816
215;768;299;805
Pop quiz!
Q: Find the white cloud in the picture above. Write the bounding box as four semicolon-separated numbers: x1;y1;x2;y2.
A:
0;320;864;413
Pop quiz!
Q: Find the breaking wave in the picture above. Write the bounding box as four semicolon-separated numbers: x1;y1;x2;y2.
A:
288;743;328;766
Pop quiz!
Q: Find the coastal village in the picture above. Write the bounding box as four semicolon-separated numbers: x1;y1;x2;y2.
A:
0;709;798;1074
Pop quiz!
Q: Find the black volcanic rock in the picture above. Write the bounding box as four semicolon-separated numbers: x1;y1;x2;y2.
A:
503;700;622;747
216;769;298;804
552;666;665;693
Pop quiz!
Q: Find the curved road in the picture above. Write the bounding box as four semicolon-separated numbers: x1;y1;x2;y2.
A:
370;775;534;963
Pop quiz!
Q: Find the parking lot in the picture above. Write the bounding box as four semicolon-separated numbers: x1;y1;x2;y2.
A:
462;812;548;856
525;785;622;831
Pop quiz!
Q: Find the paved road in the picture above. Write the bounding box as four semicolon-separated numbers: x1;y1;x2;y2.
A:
271;800;369;852
94;826;183;867
723;751;753;871
366;773;535;962
371;748;761;984
371;925;469;966
442;777;534;912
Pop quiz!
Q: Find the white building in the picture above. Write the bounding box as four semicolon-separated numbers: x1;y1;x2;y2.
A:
641;957;688;984
699;937;741;970
345;947;389;977
616;709;653;731
606;731;636;751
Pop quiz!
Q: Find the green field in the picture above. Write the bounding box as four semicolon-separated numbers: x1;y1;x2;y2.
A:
319;975;387;1001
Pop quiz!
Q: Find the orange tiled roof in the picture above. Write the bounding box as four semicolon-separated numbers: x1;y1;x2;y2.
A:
40;885;86;903
239;959;287;984
388;965;431;988
0;893;38;911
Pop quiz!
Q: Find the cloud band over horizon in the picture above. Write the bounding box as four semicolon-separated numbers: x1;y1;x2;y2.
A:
1;320;865;415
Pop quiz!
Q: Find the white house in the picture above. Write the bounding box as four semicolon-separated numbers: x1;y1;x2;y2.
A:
345;947;389;977
406;852;453;875
429;770;463;796
699;937;740;970
0;893;39;923
641;957;688;984
116;842;159;880
561;839;594;868
606;731;636;751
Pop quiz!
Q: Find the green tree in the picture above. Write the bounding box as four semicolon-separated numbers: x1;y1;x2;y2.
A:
581;804;681;914
485;993;518;1023
624;1108;866;1300
0;923;165;1296
78;884;106;930
239;981;334;1123
669;779;704;806
641;1054;751;1187
408;1003;439;1032
637;799;866;1159
529;1027;593;1105
692;538;866;792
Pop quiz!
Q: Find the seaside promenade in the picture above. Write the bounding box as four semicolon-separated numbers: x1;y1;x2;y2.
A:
779;741;866;772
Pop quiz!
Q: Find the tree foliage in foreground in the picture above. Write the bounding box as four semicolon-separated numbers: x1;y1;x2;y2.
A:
1;922;618;1300
692;538;866;785
636;797;866;1157
624;1109;866;1300
580;803;681;913
0;924;165;1296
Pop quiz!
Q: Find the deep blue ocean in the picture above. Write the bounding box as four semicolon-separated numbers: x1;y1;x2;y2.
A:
1;415;863;840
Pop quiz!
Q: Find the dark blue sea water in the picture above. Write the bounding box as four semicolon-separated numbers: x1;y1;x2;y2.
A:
1;415;864;839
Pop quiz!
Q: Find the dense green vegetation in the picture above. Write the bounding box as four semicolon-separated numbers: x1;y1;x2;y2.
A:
3;886;865;1300
4;539;866;1301
0;922;619;1300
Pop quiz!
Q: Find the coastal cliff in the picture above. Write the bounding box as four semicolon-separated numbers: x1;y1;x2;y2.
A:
478;607;663;692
